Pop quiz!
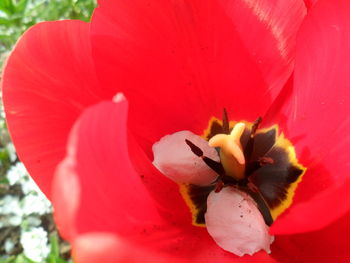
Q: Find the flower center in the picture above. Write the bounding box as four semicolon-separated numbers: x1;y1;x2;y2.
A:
208;122;246;180
181;110;306;227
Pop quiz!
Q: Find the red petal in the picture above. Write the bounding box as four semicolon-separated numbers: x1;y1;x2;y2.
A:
271;177;350;235
73;212;350;263
91;0;300;156
53;96;276;262
52;158;80;240
272;210;350;263
72;232;277;263
72;233;184;263
2;21;100;198
222;0;306;97
52;98;161;239
269;0;350;234
304;0;318;9
128;135;193;226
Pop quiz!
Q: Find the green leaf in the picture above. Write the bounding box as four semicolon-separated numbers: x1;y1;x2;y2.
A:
16;0;28;13
0;255;15;263
0;0;15;16
21;255;38;263
0;16;12;25
45;233;69;263
50;234;60;258
14;0;29;14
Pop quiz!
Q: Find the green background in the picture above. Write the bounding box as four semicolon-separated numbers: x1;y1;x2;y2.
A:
0;1;97;262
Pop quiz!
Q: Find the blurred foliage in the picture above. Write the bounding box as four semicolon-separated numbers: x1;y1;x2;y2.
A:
0;0;97;262
0;0;97;64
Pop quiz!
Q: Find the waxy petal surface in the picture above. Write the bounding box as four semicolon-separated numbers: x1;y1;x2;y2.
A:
221;0;306;96
271;210;350;263
90;0;304;156
53;98;161;239
205;187;273;256
73;233;184;263
269;0;350;234
152;131;219;186
2;20;100;198
73;231;277;263
303;0;318;9
53;97;277;263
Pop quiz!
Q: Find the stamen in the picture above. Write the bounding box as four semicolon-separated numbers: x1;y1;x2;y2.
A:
243;185;274;226
222;108;230;135
185;139;224;176
244;116;262;162
214;180;224;193
153;130;220;186
185;139;203;157
251;117;262;137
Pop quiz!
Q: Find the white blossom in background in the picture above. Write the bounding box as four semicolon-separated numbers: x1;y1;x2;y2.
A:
4;239;15;254
0;195;23;227
25;216;42;227
6;142;17;162
6;162;27;186
23;194;52;215
21;227;50;262
1;161;53;258
6;162;52;214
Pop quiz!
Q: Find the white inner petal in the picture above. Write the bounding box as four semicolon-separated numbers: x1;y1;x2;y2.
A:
205;187;274;256
152;130;220;186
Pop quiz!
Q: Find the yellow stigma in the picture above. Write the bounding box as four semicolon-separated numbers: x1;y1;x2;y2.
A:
208;122;246;180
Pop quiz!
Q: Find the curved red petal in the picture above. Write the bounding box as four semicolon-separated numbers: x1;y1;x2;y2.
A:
72;232;278;263
53;96;276;262
52;158;80;240
90;0;284;156
52;98;162;239
2;20;100;198
222;0;306;96
271;176;350;235
128;136;193;226
269;0;350;234
272;210;350;263
304;0;318;9
72;233;184;263
73;210;348;263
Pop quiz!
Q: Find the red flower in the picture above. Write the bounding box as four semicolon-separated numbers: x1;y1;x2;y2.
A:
2;0;350;261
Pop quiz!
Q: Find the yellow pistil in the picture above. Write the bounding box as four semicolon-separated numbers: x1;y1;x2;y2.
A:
208;122;246;180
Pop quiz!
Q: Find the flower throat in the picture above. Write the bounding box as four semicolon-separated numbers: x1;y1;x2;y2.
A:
181;109;306;227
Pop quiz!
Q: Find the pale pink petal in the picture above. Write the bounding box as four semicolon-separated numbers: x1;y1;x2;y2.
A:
152;131;219;186
205;187;273;256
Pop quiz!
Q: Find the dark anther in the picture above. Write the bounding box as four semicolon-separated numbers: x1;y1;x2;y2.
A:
252;192;274;226
185;139;203;157
185;139;224;176
222;175;238;185
251;116;262;137
222;108;230;135
242;186;274;226
258;156;274;165
215;180;224;193
244;116;263;163
202;157;225;175
247;181;259;193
